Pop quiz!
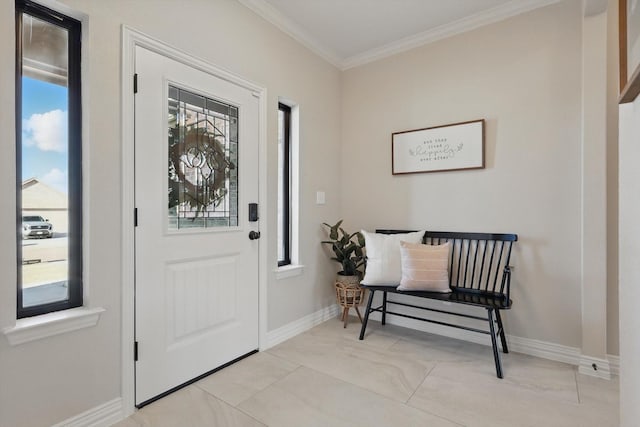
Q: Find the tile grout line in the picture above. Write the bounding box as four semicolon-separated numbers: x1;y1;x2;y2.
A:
404;362;436;404
234;364;304;408
264;348;302;367
574;369;582;404
302;365;430;407
375;331;402;350
224;400;269;427
402;363;467;427
193;352;301;409
240;365;363;426
231;367;308;427
206;391;269;427
269;329;422;404
253;364;468;427
276;330;469;410
300;357;422;405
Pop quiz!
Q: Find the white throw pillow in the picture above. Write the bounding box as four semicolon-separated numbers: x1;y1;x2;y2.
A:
360;230;424;285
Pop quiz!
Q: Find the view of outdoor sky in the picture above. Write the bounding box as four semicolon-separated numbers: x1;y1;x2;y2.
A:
22;76;68;194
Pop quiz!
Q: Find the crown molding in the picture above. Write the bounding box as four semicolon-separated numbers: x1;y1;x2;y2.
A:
342;0;563;69
237;0;343;68
239;0;563;71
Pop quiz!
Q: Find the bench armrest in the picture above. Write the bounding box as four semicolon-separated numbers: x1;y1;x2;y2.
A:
502;265;513;303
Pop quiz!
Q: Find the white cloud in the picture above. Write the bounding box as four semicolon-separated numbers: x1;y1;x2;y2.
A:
23;109;68;152
42;168;68;193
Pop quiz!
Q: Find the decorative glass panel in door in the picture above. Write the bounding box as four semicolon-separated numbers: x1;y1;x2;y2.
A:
167;86;238;230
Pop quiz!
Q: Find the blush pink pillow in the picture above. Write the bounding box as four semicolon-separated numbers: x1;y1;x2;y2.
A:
397;241;451;293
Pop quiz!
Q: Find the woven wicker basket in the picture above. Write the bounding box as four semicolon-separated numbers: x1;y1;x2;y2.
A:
335;281;365;328
335;281;364;307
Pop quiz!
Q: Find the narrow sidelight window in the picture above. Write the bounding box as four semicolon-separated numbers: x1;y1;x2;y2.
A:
277;103;291;266
16;0;83;318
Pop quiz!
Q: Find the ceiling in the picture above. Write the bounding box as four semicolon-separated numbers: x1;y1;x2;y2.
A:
239;0;563;69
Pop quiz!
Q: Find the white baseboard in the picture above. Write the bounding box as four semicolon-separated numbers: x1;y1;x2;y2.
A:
367;311;619;378
608;354;619;376
265;304;340;348
51;398;123;427
578;355;611;379
508;335;581;366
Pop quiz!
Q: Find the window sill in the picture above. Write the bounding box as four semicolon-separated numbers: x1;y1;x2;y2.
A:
3;307;105;346
275;264;305;280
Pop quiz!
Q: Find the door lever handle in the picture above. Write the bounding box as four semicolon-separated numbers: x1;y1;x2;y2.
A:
249;231;261;240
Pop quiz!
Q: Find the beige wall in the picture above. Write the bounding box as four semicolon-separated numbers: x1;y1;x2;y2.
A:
581;7;609;362
0;0;342;426
341;0;608;349
618;82;640;427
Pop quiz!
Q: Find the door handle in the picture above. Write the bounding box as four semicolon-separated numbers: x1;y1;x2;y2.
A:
249;231;261;240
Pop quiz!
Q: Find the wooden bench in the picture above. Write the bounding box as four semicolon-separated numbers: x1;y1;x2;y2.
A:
358;230;518;378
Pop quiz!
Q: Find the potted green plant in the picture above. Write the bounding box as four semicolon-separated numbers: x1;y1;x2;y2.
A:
322;220;366;287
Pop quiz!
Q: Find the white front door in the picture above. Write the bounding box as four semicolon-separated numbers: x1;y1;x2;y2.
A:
134;46;260;406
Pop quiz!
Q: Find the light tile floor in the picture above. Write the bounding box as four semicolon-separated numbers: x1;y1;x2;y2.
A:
113;319;619;427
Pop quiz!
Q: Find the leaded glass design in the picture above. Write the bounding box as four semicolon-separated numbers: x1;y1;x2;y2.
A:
168;86;238;230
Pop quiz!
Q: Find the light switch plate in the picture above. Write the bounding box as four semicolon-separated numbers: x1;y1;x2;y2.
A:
316;191;326;205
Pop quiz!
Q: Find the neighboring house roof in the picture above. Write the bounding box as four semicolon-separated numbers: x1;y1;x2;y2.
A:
22;178;67;210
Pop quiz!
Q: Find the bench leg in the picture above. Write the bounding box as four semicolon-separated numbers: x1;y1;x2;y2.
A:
495;309;509;353
487;308;504;379
359;289;375;340
382;291;388;325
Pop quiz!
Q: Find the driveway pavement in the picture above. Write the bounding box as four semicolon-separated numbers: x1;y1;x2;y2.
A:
22;236;68;288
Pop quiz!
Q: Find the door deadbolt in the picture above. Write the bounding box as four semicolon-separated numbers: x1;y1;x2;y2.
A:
248;203;259;222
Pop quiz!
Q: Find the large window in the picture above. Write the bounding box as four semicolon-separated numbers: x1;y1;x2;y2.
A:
277;103;291;266
15;0;83;318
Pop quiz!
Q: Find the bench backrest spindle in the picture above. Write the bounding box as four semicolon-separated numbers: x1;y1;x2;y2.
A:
376;230;518;303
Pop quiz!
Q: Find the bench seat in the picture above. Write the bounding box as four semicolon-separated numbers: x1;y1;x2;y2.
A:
358;230;518;378
361;285;512;310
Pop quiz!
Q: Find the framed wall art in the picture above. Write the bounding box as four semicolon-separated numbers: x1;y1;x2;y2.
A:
392;119;485;175
620;0;640;103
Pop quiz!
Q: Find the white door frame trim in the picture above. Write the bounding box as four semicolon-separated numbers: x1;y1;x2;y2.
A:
120;26;268;417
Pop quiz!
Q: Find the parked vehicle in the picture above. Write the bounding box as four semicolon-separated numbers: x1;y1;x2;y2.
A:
22;215;53;239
